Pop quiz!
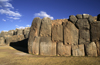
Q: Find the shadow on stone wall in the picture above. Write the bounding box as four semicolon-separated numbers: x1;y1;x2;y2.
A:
10;38;28;53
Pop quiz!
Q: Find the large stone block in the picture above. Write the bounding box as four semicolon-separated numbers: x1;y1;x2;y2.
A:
52;25;63;42
28;17;41;54
83;14;89;19
40;42;56;56
16;29;24;35
57;42;71;56
91;21;100;56
86;42;97;56
40;17;51;37
24;27;30;38
97;14;100;21
0;37;5;45
72;44;85;56
79;30;90;44
63;21;79;45
76;14;82;19
32;37;40;55
69;15;77;24
76;19;90;30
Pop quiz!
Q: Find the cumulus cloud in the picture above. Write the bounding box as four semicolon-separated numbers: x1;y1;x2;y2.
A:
0;0;14;9
7;17;20;20
15;25;31;29
34;11;54;20
2;19;6;22
0;0;21;20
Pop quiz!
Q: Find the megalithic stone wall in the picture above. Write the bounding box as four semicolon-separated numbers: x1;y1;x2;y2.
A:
28;14;100;56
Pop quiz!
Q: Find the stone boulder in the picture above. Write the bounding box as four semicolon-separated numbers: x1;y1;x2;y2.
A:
57;42;71;56
52;24;63;42
76;19;90;44
0;37;5;45
28;17;41;54
76;14;82;19
72;44;85;56
24;27;30;38
63;21;79;45
76;19;90;30
40;42;56;56
83;14;89;19
86;42;97;56
8;30;15;36
97;14;100;21
16;29;24;35
69;15;77;24
40;17;51;37
32;37;40;55
91;21;100;56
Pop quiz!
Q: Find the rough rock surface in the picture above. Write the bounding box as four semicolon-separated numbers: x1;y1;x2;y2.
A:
83;14;89;19
52;25;63;42
76;19;90;30
76;14;82;19
69;15;77;24
97;14;100;21
57;42;71;56
40;17;51;37
63;21;79;45
32;37;40;55
28;17;41;54
40;42;56;56
24;27;30;38
91;21;100;56
76;19;90;44
0;37;5;45
16;29;24;35
86;42;97;56
72;44;85;56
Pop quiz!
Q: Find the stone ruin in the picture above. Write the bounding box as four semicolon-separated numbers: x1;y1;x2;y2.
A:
0;14;100;56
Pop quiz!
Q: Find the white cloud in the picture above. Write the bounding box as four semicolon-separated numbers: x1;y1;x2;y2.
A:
0;0;22;20
15;25;31;29
8;17;20;20
0;0;14;9
0;9;21;17
26;25;31;27
2;19;6;22
34;11;54;20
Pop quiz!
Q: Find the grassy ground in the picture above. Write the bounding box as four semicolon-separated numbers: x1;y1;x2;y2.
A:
0;46;100;65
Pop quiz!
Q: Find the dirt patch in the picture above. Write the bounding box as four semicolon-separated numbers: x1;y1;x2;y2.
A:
0;46;100;65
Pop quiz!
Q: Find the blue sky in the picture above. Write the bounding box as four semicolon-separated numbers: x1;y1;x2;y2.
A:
0;0;100;32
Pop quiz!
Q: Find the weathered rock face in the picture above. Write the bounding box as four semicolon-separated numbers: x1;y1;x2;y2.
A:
83;14;89;19
0;37;5;45
5;35;25;45
72;44;85;56
63;21;79;45
91;21;100;56
52;25;63;42
16;29;24;35
32;37;40;55
97;14;100;21
69;15;77;24
40;42;56;56
76;19;90;44
28;17;41;54
57;42;71;56
24;27;30;38
76;14;82;19
40;17;51;37
86;42;97;56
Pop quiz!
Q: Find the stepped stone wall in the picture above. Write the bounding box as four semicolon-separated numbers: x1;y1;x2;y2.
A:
0;13;100;57
0;27;30;45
